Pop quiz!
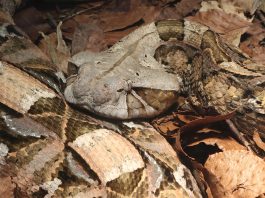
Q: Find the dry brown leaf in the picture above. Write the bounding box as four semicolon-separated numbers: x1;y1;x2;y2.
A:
188;137;246;151
71;23;107;55
205;150;265;198
253;131;265;151
180;112;235;134
219;0;261;15
39;22;70;74
187;9;251;46
61;0;162;46
99;5;159;32
240;19;265;64
152;111;202;137
152;119;179;136
175;113;236;166
177;114;202;123
104;25;139;46
14;7;52;41
0;173;15;198
157;0;203;20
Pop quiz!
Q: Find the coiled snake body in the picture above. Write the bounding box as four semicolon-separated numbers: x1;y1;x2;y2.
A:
0;6;264;197
66;19;265;138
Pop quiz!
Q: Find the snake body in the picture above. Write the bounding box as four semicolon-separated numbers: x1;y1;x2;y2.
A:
65;19;265;138
0;9;202;198
0;4;264;196
154;20;265;139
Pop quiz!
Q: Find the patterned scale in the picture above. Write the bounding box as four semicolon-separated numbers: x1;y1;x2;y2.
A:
199;30;265;138
156;19;265;138
0;9;201;196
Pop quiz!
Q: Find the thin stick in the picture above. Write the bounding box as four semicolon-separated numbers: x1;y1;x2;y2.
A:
226;119;254;152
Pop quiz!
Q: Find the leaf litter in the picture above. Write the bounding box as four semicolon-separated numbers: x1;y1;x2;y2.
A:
2;0;265;197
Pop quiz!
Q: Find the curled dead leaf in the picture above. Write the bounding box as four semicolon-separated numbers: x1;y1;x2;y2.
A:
187;136;246;151
253;130;265;152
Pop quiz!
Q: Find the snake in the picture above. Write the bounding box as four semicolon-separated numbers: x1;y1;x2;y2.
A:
0;2;264;198
65;19;265;138
0;5;203;198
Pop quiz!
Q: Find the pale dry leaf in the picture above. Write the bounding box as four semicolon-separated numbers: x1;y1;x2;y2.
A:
258;193;265;198
199;1;224;12
205;150;265;198
56;22;69;55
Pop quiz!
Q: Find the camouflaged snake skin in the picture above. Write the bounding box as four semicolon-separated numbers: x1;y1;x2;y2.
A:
0;10;202;198
155;20;265;139
0;4;264;195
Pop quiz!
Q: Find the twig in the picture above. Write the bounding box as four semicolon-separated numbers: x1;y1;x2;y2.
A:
226;119;254;152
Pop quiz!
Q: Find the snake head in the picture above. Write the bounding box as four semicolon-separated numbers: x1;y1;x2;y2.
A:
64;22;182;119
64;64;180;119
